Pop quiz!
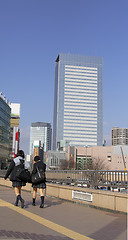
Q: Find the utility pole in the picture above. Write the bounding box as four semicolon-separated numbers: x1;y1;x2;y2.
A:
85;145;88;169
120;147;127;171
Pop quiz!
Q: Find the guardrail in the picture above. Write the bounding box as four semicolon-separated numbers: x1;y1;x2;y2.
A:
46;170;128;189
0;170;127;190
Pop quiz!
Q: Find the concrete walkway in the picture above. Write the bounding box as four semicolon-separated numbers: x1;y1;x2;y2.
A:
0;186;127;240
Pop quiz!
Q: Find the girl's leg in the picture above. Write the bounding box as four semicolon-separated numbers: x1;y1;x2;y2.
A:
32;188;37;206
39;188;45;208
14;187;20;206
19;187;21;195
14;187;20;196
14;187;24;208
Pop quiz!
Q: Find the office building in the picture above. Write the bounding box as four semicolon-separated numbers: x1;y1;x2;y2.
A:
0;93;11;169
53;53;103;150
112;127;128;145
44;150;66;170
9;103;20;158
65;145;128;171
33;140;44;161
29;122;52;160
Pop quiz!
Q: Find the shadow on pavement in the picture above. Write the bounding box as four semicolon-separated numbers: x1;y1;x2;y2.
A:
0;230;72;240
89;215;127;240
23;198;63;209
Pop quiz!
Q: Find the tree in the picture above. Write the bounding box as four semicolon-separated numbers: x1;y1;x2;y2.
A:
68;159;74;169
89;157;109;170
59;159;68;170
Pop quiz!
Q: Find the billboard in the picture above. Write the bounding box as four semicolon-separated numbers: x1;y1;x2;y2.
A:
12;126;19;157
34;140;40;147
10;103;20;117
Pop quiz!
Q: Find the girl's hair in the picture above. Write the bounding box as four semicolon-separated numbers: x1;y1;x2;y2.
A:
34;156;40;162
16;150;25;159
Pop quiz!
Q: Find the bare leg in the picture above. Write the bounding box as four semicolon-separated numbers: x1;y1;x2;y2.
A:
39;188;45;197
14;187;24;208
14;187;21;196
32;188;37;206
39;188;45;208
33;188;37;198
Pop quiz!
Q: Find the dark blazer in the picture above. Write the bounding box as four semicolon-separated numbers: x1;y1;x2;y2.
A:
32;160;46;183
4;158;25;182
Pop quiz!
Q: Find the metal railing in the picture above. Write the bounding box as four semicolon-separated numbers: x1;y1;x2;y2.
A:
0;169;127;190
46;170;128;189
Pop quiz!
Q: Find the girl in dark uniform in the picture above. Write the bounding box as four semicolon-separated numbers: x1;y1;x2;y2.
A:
4;150;29;208
32;156;46;208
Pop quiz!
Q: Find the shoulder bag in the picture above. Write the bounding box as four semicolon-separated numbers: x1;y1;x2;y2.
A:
31;166;45;184
16;161;31;183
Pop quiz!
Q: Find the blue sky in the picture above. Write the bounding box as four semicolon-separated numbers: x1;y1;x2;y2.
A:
0;0;128;155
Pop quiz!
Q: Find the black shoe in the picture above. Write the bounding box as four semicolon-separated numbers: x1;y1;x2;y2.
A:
40;203;44;208
21;199;25;208
32;202;36;206
15;202;18;207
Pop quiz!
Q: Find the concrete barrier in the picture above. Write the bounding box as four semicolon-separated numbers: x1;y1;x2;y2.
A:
0;178;127;213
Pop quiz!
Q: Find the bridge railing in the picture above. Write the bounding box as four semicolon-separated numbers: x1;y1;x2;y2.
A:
0;169;127;189
46;170;128;189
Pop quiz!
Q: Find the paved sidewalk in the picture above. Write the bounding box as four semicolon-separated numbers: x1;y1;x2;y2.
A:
0;186;127;240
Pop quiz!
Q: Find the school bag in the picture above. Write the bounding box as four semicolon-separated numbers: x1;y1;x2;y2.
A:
16;160;31;183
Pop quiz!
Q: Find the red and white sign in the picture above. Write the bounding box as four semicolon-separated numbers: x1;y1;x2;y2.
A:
12;127;19;157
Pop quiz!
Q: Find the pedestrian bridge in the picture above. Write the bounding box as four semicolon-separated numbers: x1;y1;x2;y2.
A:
0;184;127;240
0;177;127;213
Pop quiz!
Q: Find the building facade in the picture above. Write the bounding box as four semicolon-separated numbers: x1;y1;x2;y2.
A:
9;103;20;158
44;150;66;170
65;145;128;171
29;122;52;160
0;93;11;169
112;127;128;145
53;53;103;150
33;140;44;161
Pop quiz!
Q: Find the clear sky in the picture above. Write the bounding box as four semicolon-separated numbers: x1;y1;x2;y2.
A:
0;0;128;155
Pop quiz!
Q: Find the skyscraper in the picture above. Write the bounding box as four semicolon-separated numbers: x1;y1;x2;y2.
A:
111;127;128;145
0;92;11;168
9;103;20;158
53;53;103;150
29;122;52;158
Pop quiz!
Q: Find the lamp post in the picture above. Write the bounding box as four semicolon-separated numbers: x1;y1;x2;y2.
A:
85;145;88;169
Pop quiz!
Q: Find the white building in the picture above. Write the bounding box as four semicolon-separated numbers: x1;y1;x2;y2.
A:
44;150;66;170
29;122;52;159
53;53;103;150
112;127;128;145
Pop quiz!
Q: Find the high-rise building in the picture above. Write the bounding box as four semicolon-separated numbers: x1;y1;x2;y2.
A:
112;127;128;145
9;103;20;158
33;140;44;161
0;92;11;169
29;122;52;159
53;53;103;150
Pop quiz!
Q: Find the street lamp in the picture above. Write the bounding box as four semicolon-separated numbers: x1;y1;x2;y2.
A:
85;145;88;169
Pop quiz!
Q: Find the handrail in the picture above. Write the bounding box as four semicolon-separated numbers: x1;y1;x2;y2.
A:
0;170;127;189
46;170;128;189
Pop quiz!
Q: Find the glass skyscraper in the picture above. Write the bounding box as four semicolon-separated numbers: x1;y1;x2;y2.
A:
29;122;52;157
53;53;103;150
0;93;11;168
